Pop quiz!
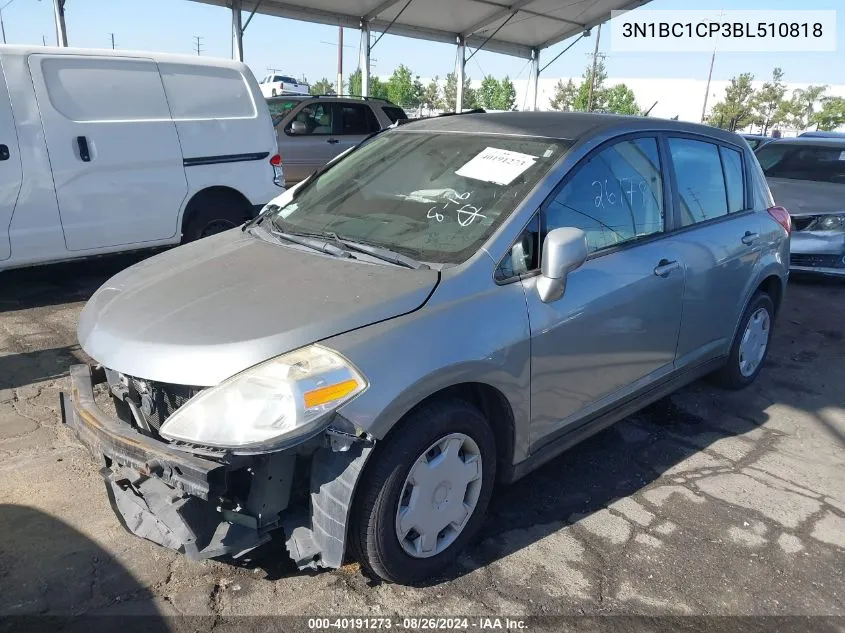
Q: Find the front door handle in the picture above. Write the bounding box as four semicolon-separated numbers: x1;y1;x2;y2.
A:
327;138;340;144
77;136;91;162
741;231;759;245
654;259;681;277
0;144;9;161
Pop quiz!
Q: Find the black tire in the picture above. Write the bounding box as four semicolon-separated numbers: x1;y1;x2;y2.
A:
272;88;278;96
710;292;775;389
349;398;496;584
182;199;250;243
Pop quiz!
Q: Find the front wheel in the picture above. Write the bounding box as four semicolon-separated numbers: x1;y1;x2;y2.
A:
711;292;775;389
349;398;496;584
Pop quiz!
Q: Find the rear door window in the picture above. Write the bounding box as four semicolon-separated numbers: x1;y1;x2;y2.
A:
667;138;728;226
339;103;379;135
755;143;845;184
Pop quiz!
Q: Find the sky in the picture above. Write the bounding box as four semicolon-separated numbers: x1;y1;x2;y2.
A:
2;0;843;89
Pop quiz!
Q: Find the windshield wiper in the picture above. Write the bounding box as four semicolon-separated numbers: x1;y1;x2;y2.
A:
328;235;430;270
281;229;429;270
262;221;352;258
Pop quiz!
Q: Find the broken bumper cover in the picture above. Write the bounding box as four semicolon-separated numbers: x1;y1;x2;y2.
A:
62;363;372;569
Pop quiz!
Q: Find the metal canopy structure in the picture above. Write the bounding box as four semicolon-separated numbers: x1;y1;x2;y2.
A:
47;0;652;110
193;0;652;110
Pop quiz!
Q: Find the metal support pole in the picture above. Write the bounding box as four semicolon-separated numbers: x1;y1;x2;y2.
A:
455;36;466;112
231;0;243;61
529;48;540;111
359;21;371;97
0;10;6;45
337;26;343;95
53;0;67;46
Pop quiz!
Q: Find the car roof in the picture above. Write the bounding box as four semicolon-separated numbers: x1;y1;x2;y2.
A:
756;137;845;149
397;111;747;144
265;95;393;104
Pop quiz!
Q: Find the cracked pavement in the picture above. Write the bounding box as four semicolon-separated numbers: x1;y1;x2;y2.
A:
0;255;843;619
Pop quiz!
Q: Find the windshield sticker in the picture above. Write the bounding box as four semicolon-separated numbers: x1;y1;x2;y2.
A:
455;147;538;185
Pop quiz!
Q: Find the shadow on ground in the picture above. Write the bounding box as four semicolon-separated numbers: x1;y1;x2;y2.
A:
0;504;165;630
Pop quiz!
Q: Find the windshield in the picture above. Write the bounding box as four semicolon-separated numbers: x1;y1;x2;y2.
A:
756;143;845;184
264;131;570;264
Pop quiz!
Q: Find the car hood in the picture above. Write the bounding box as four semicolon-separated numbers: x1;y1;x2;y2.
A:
78;229;439;386
767;177;845;216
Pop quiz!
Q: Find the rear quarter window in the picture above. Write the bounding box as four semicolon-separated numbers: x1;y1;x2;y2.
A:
159;63;256;119
382;106;408;123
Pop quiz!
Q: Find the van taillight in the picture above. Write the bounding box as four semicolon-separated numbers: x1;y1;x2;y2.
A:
767;206;791;235
270;153;283;187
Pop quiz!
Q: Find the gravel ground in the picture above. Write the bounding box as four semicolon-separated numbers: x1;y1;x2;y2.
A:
1;254;843;626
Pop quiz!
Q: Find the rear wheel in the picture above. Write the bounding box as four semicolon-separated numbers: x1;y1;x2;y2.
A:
272;88;278;96
711;292;774;389
349;398;496;584
182;195;251;243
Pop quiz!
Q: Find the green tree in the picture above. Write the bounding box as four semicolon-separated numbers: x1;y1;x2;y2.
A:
309;77;335;95
707;73;755;131
811;96;845;131
386;64;416;107
750;67;787;135
444;72;477;111
493;76;517;110
348;68;362;96
549;78;577;111
477;75;499;110
785;84;828;130
369;76;390;100
573;59;608;112
421;76;443;113
604;83;639;115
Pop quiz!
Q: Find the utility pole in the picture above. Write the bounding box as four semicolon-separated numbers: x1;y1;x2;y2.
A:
337;26;343;95
586;23;602;112
193;35;203;56
42;34;46;45
700;9;725;123
109;32;115;49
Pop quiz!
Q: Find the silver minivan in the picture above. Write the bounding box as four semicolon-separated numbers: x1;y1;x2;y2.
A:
64;112;790;585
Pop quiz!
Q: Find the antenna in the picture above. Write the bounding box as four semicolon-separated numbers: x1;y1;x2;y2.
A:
193;35;203;56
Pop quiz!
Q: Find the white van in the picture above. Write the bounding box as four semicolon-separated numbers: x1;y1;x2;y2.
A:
0;45;283;271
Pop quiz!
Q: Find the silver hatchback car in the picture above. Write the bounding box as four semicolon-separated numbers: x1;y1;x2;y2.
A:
64;112;790;585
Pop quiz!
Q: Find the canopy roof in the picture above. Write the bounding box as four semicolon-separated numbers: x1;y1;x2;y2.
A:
189;0;651;59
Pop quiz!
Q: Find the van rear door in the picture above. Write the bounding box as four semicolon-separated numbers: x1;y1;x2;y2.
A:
28;54;188;251
0;59;22;261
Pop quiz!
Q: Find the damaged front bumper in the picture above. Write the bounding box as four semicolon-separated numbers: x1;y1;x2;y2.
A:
61;363;372;569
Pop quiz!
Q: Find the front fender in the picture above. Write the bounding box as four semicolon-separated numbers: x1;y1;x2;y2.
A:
326;258;532;464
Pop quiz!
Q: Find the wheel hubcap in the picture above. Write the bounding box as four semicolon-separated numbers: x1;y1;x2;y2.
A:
200;219;236;238
739;307;770;377
395;433;482;559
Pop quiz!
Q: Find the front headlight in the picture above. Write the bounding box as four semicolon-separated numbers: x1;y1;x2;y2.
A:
807;214;845;231
159;345;366;452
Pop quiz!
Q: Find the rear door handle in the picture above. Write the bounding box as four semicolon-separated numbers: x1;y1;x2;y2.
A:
0;144;9;161
654;259;681;277
327;138;340;144
741;231;759;245
76;136;91;162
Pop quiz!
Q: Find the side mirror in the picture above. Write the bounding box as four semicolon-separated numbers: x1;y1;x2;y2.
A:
536;227;588;303
289;121;307;135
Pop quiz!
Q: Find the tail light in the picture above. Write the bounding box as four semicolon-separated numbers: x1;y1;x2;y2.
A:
270;153;284;187
767;206;791;235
